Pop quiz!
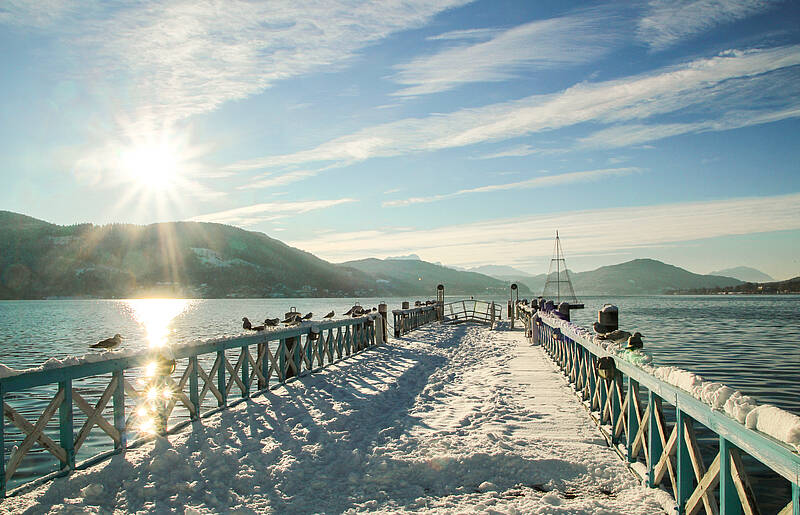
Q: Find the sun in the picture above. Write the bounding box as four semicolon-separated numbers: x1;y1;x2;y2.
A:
121;140;181;192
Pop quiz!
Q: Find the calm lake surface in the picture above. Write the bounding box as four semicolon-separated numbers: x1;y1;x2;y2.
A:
0;295;798;494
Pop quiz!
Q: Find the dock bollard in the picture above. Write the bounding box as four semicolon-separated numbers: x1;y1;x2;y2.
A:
597;304;619;333
284;310;300;379
557;302;571;322
378;303;388;342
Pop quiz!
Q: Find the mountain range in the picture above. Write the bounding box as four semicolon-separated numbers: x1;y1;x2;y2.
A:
477;259;746;296
709;266;773;283
0;211;517;299
1;210;773;300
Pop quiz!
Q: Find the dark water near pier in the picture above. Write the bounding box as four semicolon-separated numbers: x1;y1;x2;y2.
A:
0;295;798;498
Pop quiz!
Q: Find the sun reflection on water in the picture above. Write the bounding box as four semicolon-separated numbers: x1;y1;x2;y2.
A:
125;298;192;435
126;298;192;348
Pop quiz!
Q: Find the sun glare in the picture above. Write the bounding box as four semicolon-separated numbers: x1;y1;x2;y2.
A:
127;298;192;348
122;142;181;192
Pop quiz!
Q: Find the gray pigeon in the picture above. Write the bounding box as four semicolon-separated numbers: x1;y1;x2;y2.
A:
91;334;123;349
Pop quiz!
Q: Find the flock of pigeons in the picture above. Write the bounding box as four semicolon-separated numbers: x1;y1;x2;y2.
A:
91;305;379;349
241;305;377;332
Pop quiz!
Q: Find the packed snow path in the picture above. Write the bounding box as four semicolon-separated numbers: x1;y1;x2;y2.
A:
4;323;668;514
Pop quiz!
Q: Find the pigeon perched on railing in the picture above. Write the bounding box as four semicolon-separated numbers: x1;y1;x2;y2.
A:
91;334;123;349
264;318;280;327
282;313;301;325
302;312;313;320
323;311;334;319
344;305;358;316
242;317;265;331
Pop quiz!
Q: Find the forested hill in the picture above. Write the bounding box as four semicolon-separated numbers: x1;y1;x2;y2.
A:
0;211;517;299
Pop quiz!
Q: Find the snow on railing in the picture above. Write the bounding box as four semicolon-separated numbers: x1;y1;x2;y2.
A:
0;313;385;497
517;303;800;515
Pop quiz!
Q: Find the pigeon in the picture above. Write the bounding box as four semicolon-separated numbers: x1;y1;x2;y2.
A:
242;317;264;331
91;334;123;349
264;318;280;327
283;313;301;324
302;312;313;320
344;306;357;316
372;307;377;312
323;310;334;319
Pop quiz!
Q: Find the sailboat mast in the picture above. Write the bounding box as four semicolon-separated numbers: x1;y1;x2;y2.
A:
556;231;560;302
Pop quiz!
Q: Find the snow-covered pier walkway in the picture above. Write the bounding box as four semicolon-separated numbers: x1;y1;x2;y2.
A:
5;323;667;514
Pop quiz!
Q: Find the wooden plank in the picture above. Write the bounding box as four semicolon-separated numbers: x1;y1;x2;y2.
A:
4;391;66;479
685;453;720;515
197;357;223;405
72;379;121;451
684;421;719;515
164;363;195;419
631;403;650;460
224;354;246;396
730;447;762;515
266;345;281;382
654;421;679;495
248;345;266;389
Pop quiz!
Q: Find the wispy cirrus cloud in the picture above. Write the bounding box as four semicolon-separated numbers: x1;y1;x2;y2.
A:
382;167;641;207
226;45;800;180
191;198;356;227
392;9;623;96
288;193;800;267
638;0;782;50
3;0;469;126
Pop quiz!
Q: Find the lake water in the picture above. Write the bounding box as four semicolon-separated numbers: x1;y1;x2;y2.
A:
0;295;798;497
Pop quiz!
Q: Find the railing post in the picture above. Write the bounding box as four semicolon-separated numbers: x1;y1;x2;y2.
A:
0;385;6;497
379;304;388;341
259;343;268;389
792;482;799;515
189;356;200;419
241;345;249;398
611;373;622;445
58;380;75;471
112;369;126;449
720;437;743;515
676;409;693;514
647;392;662;487
627;378;639;462
217;350;227;407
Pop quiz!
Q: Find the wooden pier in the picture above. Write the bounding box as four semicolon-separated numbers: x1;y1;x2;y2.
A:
1;296;799;514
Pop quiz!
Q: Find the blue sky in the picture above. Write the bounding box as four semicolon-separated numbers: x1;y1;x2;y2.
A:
1;0;799;279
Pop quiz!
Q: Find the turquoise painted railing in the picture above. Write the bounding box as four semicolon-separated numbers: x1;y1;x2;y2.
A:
392;304;439;337
0;313;384;497
518;304;800;515
442;299;499;326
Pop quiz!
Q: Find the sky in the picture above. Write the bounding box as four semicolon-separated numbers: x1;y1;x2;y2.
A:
1;0;799;280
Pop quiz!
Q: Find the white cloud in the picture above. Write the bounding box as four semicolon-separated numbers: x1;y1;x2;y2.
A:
288;193;800;267
477;144;544;159
392;10;622;96
638;0;781;50
191;198;356;226
226;45;800;179
579;104;800;148
5;0;468;125
382;167;641;207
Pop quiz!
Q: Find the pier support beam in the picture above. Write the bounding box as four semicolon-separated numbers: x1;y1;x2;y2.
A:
676;409;693;514
720;437;743;515
58;380;75;471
